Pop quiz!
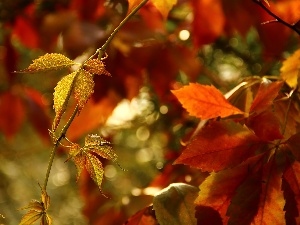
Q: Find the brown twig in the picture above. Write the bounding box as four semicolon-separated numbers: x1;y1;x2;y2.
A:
252;0;300;35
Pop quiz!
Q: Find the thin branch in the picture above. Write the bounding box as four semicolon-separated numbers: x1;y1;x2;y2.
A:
252;0;300;35
42;0;149;191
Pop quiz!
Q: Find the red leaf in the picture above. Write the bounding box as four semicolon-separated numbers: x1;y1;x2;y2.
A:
252;156;285;225
250;81;283;113
174;120;263;172
0;91;25;139
195;154;264;224
247;110;283;142
124;205;158;225
283;160;300;225
287;133;300;161
23;88;51;143
191;0;225;47
172;83;243;120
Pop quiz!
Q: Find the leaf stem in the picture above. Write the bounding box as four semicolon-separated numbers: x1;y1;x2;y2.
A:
42;0;149;191
97;0;149;59
252;0;300;35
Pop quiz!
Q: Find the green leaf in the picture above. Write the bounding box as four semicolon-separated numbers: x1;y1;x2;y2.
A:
21;53;78;73
74;70;95;112
153;183;198;225
85;152;104;191
52;72;77;130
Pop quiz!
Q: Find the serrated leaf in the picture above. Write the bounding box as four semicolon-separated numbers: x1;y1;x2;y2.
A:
151;0;177;20
172;83;243;120
21;53;78;73
20;201;43;212
19;210;42;225
70;145;86;181
85;153;104;191
52;72;77;130
153;183;198;225
74;69;94;111
84;134;118;162
84;59;111;76
280;49;300;88
174;120;263;172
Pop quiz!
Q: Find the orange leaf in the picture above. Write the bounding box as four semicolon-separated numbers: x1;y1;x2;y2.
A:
252;157;285;225
174;120;263;172
151;0;177;20
250;80;283;113
195;154;264;224
127;0;143;14
280;49;300;88
172;83;243;120
124;205;158;225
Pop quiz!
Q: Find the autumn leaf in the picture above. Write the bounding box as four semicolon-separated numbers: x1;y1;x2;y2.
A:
124;205;158;225
283;159;300;224
19;189;52;225
250;80;283;113
174;120;263;172
74;69;94;111
247;110;283;142
53;71;77;130
252;156;285;225
68;134;120;192
153;183;198;225
195;154;264;224
280;49;300;88
151;0;177;20
20;53;78;73
172;83;243;120
286;133;300;161
84;59;111;76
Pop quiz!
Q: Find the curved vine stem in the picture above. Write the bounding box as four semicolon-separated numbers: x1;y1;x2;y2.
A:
42;0;149;191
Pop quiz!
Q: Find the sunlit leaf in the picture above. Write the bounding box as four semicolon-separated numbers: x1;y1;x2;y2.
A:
74;69;94;111
153;183;198;225
174;120;263;172
85;153;104;191
250;80;283;113
19;210;42;225
41;214;52;225
21;53;78;73
151;0;177;20
196;154;264;224
84;134;118;162
84;59;111;76
280;49;300;88
252;156;285;225
53;72;77;130
172;83;243;120
69;144;86;181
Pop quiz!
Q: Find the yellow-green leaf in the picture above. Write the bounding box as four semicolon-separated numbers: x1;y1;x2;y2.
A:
85;134;110;147
85;59;111;76
151;0;177;20
21;53;78;73
52;72;77;130
280;49;300;88
85;152;104;191
74;69;94;111
69;144;85;181
19;210;42;225
20;201;43;212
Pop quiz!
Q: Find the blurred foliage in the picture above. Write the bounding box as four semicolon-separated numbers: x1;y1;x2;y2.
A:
0;0;299;224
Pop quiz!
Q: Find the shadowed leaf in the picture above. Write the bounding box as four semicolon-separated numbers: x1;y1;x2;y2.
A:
250;80;283;113
21;53;78;73
174;120;263;172
172;83;243;120
124;205;158;225
153;183;198;225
